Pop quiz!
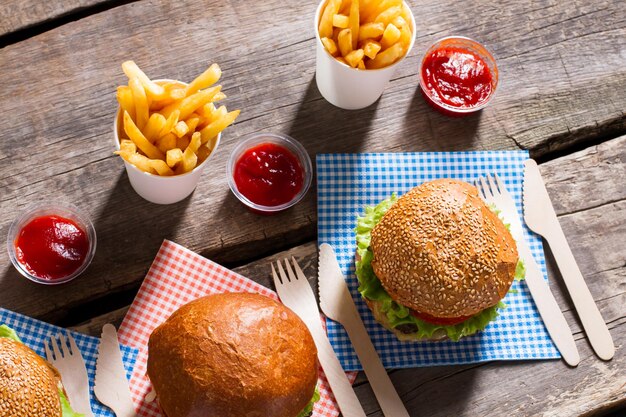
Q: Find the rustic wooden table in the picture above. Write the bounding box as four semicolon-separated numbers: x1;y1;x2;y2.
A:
1;1;624;416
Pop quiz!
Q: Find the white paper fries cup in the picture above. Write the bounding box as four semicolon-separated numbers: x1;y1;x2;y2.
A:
113;80;221;205
314;1;416;110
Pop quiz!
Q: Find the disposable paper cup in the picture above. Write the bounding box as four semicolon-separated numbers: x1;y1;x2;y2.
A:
314;0;416;109
113;80;221;204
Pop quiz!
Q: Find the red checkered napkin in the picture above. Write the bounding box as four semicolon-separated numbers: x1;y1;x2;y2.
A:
118;239;357;417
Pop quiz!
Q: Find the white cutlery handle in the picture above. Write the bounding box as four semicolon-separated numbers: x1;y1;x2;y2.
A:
521;245;580;366
307;321;367;417
545;226;615;360
342;307;410;417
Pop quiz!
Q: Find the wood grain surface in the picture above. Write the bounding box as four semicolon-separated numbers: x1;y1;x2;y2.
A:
0;0;113;37
1;0;625;415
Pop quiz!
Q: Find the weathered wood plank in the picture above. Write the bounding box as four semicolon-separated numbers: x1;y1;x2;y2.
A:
0;0;114;38
1;0;625;324
68;138;626;416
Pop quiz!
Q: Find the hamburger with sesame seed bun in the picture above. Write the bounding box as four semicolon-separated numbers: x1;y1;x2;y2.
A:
355;179;525;342
147;292;320;417
0;325;83;417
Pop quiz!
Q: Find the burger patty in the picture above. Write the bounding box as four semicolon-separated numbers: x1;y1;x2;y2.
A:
364;297;448;341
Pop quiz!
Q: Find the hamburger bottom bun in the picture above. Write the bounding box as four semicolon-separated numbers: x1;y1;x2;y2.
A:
0;337;63;417
147;292;318;417
370;179;518;318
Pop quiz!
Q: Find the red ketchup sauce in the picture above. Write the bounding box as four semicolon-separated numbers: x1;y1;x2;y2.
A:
421;46;494;115
15;215;89;281
233;143;304;208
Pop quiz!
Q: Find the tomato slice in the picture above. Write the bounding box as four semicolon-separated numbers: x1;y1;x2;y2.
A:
410;310;473;326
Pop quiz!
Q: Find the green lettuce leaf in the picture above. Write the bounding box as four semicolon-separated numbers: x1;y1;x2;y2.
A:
354;194;520;342
59;387;85;417
296;385;321;417
0;324;22;342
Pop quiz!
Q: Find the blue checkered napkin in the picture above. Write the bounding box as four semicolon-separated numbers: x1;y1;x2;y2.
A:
317;151;561;371
0;307;139;416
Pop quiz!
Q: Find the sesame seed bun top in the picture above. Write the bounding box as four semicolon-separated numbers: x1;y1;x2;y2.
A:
0;337;62;417
370;179;518;318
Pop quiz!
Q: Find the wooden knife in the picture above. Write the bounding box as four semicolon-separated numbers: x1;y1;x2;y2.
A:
318;243;410;417
94;324;137;417
523;159;615;360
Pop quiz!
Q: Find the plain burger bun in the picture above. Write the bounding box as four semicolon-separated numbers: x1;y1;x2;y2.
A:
370;178;518;319
0;337;63;417
147;292;318;417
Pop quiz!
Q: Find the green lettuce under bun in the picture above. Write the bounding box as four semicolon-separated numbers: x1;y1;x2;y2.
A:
0;324;84;417
296;386;321;417
355;194;525;342
0;324;22;342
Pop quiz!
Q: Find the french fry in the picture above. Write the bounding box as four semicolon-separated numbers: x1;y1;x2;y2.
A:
345;49;365;68
362;0;401;22
160;85;222;120
197;145;212;163
319;0;342;39
115;150;156;174
400;2;414;32
362;39;382;59
185;63;221;96
188;132;202;153
166;148;183;168
176;135;191;150
200;110;240;144
212;91;227;102
149;159;175;176
185;117;200;133
333;27;342;41
159;110;180;138
357;59;366;70
366;41;404;69
123;111;164;159
336;56;348;65
173;121;189;138
129;77;149;130
374;5;401;26
392;15;406;28
333;14;349;28
116;86;135;121
198;103;216;118
119;139;136;153
358;22;384;41
338;28;353;57
349;0;360;49
380;23;401;50
149;83;186;111
181;148;198;173
143;113;167;142
339;0;351;14
122;61;166;99
208;105;228;124
321;37;338;56
156;133;177;154
399;22;412;48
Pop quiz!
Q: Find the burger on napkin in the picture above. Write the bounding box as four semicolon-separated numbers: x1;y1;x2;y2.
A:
0;325;83;417
355;179;525;341
147;292;320;417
